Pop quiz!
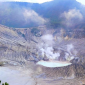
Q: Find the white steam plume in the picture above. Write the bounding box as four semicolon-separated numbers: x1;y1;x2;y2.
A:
65;44;77;61
41;34;54;46
67;44;74;55
38;34;60;59
38;35;77;61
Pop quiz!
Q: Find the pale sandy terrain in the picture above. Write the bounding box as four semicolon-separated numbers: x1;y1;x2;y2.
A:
0;66;35;85
0;64;83;85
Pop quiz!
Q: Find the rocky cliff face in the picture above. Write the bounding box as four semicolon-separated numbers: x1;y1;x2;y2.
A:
39;64;85;79
0;25;85;79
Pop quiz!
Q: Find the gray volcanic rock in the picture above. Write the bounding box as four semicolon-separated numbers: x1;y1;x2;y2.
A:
36;64;85;79
0;24;85;80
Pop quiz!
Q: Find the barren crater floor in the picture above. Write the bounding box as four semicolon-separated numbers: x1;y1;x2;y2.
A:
0;63;83;85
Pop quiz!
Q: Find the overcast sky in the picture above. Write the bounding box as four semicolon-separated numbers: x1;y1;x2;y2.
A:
0;0;53;3
0;0;85;5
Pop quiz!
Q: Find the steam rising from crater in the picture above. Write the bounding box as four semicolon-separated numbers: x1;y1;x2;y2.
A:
65;44;76;61
38;34;76;61
38;34;60;59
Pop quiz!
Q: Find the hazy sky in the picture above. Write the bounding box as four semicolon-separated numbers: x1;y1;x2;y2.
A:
0;0;85;5
0;0;53;3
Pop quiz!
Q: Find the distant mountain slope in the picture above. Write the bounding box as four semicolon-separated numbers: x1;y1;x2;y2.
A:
0;0;85;28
